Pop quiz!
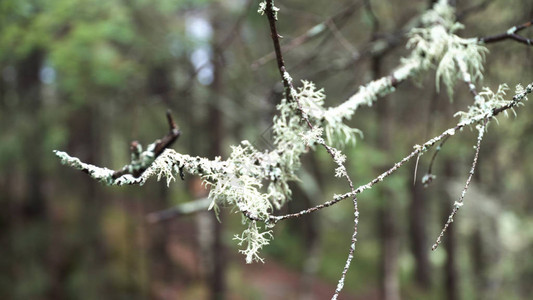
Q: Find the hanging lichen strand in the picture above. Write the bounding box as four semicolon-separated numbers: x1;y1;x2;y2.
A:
56;0;531;297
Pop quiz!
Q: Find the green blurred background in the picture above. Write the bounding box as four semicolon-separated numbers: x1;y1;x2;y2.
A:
1;0;532;299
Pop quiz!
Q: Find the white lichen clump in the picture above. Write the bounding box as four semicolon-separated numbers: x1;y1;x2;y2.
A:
455;84;531;125
325;0;487;124
234;221;273;263
257;1;279;19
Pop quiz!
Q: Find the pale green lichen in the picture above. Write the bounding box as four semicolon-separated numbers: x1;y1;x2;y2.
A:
257;1;279;19
54;150;116;184
455;84;511;124
234;221;273;263
324;0;488;124
291;80;361;147
257;1;266;15
454;83;532;127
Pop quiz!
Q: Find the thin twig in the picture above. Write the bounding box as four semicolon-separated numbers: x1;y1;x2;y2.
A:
265;1;291;100
431;119;487;251
146;198;212;223
252;1;361;69
422;134;450;186
331;197;359;300
112;110;181;179
263;0;359;218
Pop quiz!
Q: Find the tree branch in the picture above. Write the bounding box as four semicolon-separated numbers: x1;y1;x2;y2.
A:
146;198;212;223
479;20;533;46
252;1;361;69
263;3;361;298
55;111;182;185
112;110;181;179
270;82;532;222
431;118;487;251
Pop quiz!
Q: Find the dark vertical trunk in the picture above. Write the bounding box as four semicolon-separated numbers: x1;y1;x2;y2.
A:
299;156;323;300
379;200;400;300
149;181;174;281
17;49;46;218
409;182;431;290
67;102;105;297
208;6;225;299
443;203;459;300
15;49;53;298
147;63;175;289
0;65;15;298
471;228;486;300
373;53;400;300
443;161;460;300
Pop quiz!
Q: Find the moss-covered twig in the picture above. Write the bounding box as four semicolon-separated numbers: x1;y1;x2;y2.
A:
55;110;181;185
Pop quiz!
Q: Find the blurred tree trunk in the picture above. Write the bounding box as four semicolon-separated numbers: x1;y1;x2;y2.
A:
373;54;400;300
18;49;46;218
409;182;431;290
471;228;487;300
299;156;324;300
66;102;105;297
2;49;46;299
207;5;225;299
443;160;460;300
148;63;176;288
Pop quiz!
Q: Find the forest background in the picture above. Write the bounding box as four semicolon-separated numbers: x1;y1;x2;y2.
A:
1;0;532;299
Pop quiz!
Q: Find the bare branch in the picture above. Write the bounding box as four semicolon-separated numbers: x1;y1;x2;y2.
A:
479;20;533;46
252;1;361;69
112;110;181;179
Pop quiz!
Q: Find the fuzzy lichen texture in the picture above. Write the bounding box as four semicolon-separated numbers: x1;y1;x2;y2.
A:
455;83;532;125
54;80;343;263
324;0;487;125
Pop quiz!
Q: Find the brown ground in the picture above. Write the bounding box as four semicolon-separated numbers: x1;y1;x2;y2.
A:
147;217;379;300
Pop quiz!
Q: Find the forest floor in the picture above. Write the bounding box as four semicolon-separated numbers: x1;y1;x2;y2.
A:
148;216;378;300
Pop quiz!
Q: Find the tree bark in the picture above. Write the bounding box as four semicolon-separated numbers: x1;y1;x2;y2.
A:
443;161;460;300
409;182;431;290
373;51;400;300
208;5;225;298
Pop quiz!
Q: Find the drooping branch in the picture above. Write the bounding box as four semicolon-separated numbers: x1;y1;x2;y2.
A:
432;118;487;251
